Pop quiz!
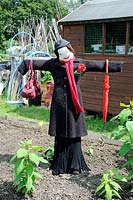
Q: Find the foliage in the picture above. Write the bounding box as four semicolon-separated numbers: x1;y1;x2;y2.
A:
96;168;127;200
0;50;9;61
10;140;48;194
0;0;68;50
64;0;87;12
41;71;53;83
111;100;133;182
44;144;54;160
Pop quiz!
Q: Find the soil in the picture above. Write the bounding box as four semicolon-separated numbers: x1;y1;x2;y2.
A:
0;117;133;200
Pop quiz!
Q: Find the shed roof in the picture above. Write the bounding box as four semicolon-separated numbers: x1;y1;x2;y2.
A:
59;0;133;24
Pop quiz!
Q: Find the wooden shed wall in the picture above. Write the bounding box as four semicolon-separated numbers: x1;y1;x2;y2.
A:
62;25;133;115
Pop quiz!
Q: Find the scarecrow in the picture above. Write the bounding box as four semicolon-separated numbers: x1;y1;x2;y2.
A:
18;39;122;175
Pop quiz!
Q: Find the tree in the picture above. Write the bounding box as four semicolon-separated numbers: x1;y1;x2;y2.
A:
0;0;68;50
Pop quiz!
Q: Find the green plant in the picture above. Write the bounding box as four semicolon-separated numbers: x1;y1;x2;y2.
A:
86;146;93;156
10;140;48;194
44;144;54;160
96;168;127;200
111;100;133;184
38;120;45;134
41;71;53;83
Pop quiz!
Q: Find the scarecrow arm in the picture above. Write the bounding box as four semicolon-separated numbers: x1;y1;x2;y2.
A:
84;60;123;73
18;57;52;75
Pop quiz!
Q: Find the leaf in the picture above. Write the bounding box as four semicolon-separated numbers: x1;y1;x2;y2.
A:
126;121;133;140
33;171;43;179
99;188;106;197
122;161;130;168
10;154;17;164
128;154;133;166
110;181;121;190
129;100;133;107
110;114;119;122
14;159;25;175
119;109;131;124
111;126;126;140
114;132;126;140
111;168;119;173
25;175;33;193
16;180;25;192
103;174;109;181
96;182;105;193
32;145;45;152
17;148;28;158
22;187;28;194
115;175;127;182
119;143;131;157
25;163;34;176
118;125;126;132
105;184;112;200
29;153;40;166
112;189;122;199
128;170;133;178
39;156;49;164
23;140;32;146
13;172;23;186
44;148;54;159
120;102;130;108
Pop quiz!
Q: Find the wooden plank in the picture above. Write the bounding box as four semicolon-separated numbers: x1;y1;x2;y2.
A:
63;25;84;34
81;86;132;96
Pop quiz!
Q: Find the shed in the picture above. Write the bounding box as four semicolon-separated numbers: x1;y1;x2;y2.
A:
58;0;133;115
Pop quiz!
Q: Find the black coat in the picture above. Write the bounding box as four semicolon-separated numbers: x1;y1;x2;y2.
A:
18;58;122;138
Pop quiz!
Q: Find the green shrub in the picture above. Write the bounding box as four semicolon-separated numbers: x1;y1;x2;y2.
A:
111;100;133;183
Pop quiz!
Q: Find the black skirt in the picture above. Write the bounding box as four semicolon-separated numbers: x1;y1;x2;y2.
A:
50;137;90;175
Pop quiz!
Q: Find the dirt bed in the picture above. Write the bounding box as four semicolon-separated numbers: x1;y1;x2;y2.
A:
0;117;132;200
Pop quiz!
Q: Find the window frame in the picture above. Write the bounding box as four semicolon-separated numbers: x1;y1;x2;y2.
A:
84;20;132;55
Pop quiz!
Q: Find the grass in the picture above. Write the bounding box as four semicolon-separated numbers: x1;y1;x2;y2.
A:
86;116;118;137
0;97;118;136
0;98;50;123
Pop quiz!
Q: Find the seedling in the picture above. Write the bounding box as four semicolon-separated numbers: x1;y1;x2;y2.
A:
10;140;48;194
87;146;93;156
96;168;127;200
44;144;54;160
38;120;44;134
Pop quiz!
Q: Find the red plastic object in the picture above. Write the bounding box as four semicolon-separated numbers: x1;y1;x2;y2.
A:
102;59;110;123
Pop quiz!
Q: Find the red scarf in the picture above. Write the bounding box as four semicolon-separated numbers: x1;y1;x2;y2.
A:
64;58;84;114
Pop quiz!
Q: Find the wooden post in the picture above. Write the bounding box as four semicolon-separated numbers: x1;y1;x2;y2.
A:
125;22;130;55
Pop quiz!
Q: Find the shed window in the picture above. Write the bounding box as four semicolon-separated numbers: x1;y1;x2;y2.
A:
105;22;126;54
84;21;127;54
128;22;133;54
84;23;102;53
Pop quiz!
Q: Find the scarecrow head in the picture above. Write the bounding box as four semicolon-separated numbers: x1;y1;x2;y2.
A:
54;39;75;62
